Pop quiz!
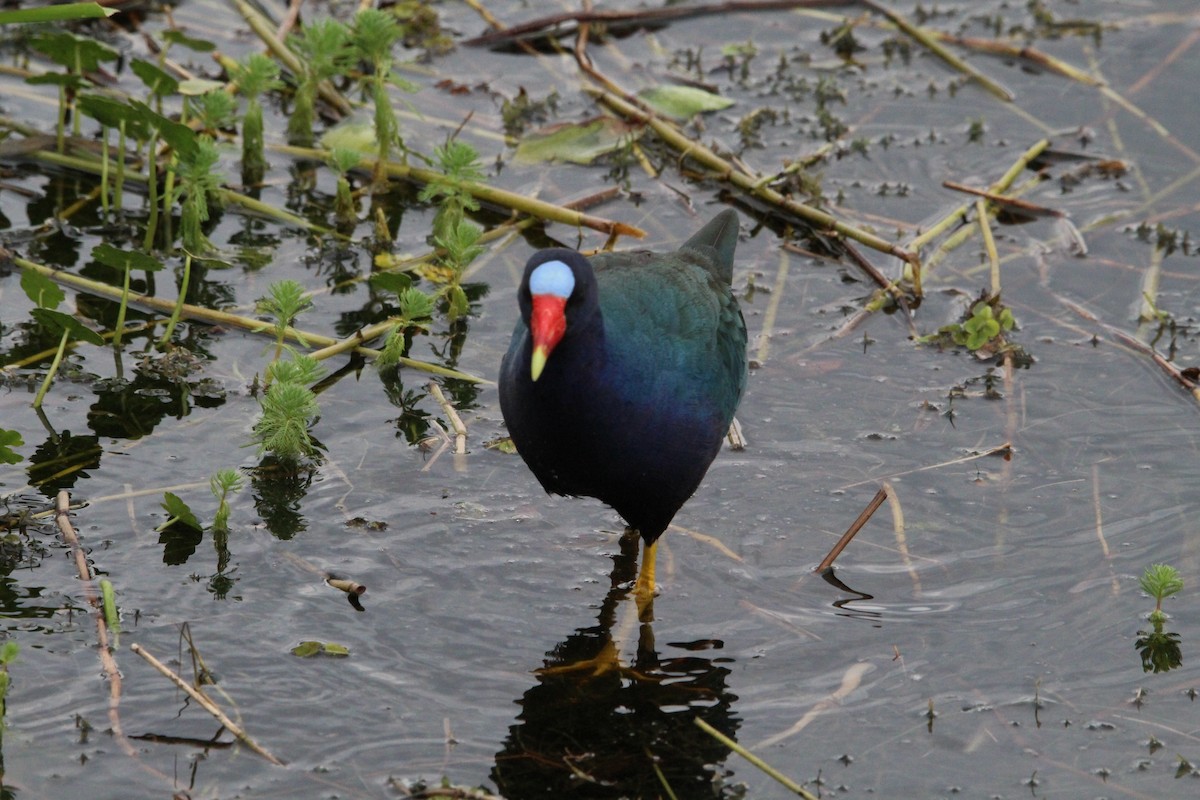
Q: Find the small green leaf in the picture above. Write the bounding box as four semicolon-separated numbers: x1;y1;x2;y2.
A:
1140;563;1183;600
319;117;376;156
489;437;518;455
159;491;203;533
77;94;151;139
162;30;216;53
30;31;118;72
100;578;120;635
0;428;24;465
20;267;65;309
637;84;734;120
291;640;350;657
514;118;642;165
30;308;105;345
24;72;87;89
446;284;469;322
178;78;225;96
291;641;323;657
0;3;114;24
399;288;435;321
370;272;413;297
92;243;164;273
130;59;179;98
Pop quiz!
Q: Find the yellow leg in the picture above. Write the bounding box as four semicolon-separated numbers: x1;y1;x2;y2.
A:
634;538;658;621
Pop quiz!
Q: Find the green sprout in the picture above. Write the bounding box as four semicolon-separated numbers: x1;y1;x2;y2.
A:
1135;563;1184;673
417;140;486;320
353;8;406;192
286;18;352;147
327;147;364;228
433;218;484;322
130;57;179;112
256;280;313;366
127;100;197;251
173;136;224;254
419;139;483;240
252;356;325;461
0;640;18;732
210;468;244;533
232;53;283;185
1140;563;1183;620
158;253;193;348
370;272;435;368
193;88;237;137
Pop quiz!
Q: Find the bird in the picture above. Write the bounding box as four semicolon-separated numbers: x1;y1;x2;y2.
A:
499;209;747;613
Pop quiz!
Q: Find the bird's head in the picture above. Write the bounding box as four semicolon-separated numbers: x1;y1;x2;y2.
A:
519;249;595;381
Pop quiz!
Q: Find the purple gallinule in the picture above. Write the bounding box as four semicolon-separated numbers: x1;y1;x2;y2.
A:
499;210;747;611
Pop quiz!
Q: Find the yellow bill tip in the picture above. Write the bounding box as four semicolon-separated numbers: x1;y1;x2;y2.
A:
530;346;548;382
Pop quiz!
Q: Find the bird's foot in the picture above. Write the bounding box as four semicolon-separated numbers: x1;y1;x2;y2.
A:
633;575;659;622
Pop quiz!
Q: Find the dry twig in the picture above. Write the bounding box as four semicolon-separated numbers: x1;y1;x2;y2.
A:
130;642;286;766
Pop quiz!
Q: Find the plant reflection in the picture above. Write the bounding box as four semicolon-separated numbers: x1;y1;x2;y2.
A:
250;455;315;540
1135;621;1182;673
26;427;101;499
88;350;226;440
492;535;743;799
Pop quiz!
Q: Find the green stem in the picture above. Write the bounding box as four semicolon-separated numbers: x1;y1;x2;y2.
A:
693;718;818;800
55;84;66;154
99;127;110;215
14;256;485;383
113;266;130;348
143;134;159;251
159;253;191;347
33;329;71;409
273;144;647;240
115;118;126;210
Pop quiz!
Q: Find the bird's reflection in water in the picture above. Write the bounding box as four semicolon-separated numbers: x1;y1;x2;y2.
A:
492;534;743;799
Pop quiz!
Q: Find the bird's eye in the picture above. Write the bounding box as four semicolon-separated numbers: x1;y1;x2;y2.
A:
529;259;575;299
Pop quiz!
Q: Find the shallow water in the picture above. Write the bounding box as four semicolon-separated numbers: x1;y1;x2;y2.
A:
2;0;1200;797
